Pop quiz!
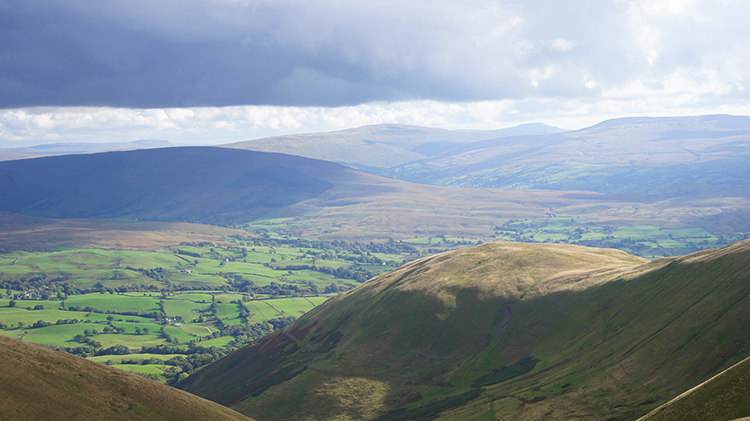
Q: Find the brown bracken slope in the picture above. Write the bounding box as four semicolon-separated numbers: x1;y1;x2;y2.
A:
0;335;253;421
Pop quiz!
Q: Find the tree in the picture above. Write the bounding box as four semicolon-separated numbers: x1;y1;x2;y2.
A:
100;344;130;355
8;300;16;308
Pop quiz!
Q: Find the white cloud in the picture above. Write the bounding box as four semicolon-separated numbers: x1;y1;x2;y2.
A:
1;0;750;144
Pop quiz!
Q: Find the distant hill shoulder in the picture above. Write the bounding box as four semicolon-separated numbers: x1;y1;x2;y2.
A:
376;114;750;195
0;140;172;162
224;116;750;197
224;123;562;168
0;335;252;421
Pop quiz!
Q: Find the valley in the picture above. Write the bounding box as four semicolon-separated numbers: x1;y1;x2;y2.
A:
1;117;749;420
180;239;750;421
0;233;452;383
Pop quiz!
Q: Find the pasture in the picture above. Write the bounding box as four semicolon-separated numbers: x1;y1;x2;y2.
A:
1;290;327;364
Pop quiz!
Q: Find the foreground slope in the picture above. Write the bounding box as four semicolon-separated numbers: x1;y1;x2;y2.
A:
180;240;750;420
638;354;750;421
0;335;252;421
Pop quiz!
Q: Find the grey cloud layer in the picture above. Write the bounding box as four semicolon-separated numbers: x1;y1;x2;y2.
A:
1;0;748;108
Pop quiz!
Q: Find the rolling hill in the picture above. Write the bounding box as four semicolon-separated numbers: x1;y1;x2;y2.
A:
378;114;750;195
225;123;563;169
0;334;252;420
1;145;749;249
0;147;350;225
226;115;750;197
179;239;750;420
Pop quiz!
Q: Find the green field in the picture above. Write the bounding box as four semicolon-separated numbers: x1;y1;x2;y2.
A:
0;238;414;299
197;336;235;348
65;294;160;313
110;364;171;382
493;218;734;259
0;285;332;384
3;227;738;390
245;301;285;322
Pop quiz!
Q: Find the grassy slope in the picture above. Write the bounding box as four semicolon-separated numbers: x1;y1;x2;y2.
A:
0;335;252;421
179;240;750;421
637;355;750;421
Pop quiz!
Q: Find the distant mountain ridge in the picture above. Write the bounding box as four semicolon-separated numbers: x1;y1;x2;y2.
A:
225;123;563;169
180;239;750;420
226;115;750;196
1;145;749;246
0;139;172;162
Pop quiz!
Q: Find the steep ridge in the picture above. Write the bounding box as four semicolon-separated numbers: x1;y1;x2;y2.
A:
637;354;750;421
180;240;750;420
0;335;252;421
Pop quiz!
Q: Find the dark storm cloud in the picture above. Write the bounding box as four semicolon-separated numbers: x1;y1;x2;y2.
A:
1;0;749;108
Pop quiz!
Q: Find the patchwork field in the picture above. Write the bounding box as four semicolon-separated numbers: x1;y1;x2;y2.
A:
0;291;323;383
0;234;464;384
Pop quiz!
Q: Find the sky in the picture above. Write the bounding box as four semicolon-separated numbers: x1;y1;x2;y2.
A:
2;0;750;147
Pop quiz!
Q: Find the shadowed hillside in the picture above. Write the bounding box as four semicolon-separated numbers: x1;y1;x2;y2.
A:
0;147;346;224
0;335;252;421
180;240;750;420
